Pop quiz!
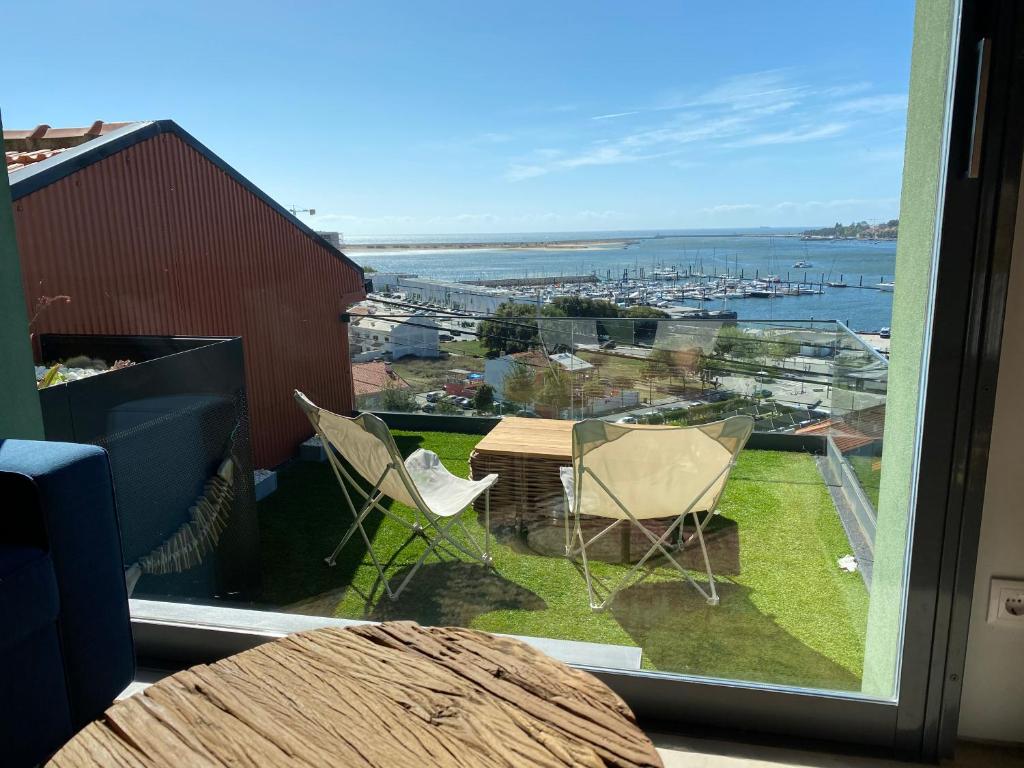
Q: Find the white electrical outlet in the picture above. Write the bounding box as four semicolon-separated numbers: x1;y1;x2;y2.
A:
987;578;1024;627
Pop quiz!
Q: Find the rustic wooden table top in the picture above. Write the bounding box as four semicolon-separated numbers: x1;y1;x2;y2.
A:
48;622;662;768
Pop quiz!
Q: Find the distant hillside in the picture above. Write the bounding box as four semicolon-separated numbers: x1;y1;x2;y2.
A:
801;219;898;240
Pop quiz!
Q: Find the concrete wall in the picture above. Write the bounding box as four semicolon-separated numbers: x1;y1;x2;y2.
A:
957;183;1024;744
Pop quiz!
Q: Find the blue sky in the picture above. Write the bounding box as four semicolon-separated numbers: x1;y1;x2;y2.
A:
2;1;915;235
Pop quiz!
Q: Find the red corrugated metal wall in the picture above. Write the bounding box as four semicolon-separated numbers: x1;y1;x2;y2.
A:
13;132;364;467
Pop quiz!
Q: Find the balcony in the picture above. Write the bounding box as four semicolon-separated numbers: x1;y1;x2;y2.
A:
256;427;867;690
242;312;887;693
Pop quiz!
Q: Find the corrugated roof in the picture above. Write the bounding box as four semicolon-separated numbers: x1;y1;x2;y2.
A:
5;119;363;278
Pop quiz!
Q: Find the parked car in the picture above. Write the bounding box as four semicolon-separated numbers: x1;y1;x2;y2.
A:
616;415;638;424
421;403;436;413
425;391;444;403
879;327;891;339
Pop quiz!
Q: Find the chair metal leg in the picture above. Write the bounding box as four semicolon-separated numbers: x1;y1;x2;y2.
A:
483;489;492;566
389;515;464;599
691;511;719;605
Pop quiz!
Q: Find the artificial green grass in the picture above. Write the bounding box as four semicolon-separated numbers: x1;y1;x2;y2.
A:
848;454;882;509
257;432;869;691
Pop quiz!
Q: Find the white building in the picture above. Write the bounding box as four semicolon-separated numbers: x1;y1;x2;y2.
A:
315;231;344;249
349;310;439;361
369;275;519;314
484;351;594;401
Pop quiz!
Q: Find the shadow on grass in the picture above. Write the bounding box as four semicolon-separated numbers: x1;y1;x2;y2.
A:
609;580;861;691
524;515;741;576
256;431;426;608
369;561;547;625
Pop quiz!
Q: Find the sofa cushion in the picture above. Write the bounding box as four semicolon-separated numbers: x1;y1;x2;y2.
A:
0;546;59;650
0;439;135;729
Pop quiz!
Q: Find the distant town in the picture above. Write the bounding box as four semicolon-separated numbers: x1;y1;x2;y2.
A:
801;219;899;241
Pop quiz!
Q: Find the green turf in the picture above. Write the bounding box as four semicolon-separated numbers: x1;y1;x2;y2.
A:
847;454;882;509
256;431;869;691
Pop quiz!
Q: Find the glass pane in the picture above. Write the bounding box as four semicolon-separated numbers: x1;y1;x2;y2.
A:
7;0;952;704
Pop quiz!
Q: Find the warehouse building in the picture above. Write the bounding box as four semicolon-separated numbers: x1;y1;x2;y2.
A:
5;120;365;467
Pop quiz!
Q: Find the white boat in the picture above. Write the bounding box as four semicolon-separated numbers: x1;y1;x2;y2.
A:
792;260;813;268
876;282;895;292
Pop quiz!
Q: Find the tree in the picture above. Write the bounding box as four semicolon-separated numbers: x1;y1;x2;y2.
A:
479;302;539;356
623;305;670;319
581;378;606;415
639;354;668;404
767;333;801;364
714;325;760;362
380;381;416;412
697;353;718;391
473;383;495;412
503;361;536;405
549;295;620;318
538;367;571;414
435;399;461;414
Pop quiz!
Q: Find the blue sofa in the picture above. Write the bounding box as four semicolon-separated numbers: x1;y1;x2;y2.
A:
0;440;135;767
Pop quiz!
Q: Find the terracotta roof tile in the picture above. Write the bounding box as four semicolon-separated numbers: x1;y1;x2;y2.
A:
4;120;138;154
352;361;410;398
796;416;878;453
6;147;71;173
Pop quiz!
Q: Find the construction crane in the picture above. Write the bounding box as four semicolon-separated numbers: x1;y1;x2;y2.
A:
287;206;316;216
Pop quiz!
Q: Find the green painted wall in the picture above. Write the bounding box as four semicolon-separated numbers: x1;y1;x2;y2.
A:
862;0;956;698
0;113;44;440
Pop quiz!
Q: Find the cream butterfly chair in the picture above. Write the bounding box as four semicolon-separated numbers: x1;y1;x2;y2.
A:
295;391;497;600
561;415;754;610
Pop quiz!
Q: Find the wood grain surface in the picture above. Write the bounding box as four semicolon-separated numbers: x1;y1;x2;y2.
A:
473;417;575;460
48;622;662;768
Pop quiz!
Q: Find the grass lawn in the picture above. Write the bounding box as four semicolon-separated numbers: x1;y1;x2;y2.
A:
257;431;869;691
390;353;484;392
442;338;489;359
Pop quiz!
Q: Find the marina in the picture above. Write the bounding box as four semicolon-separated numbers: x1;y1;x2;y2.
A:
352;229;897;331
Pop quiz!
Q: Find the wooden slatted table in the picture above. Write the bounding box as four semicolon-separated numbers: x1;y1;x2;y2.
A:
47;622;662;768
470;417;575;531
469;417;682;561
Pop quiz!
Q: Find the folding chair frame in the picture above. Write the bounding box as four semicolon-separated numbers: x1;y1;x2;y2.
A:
564;460;734;610
308;412;492;601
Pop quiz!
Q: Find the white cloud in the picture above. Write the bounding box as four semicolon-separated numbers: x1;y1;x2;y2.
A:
591;111;640;121
832;94;908;114
700;203;761;215
505;164;550;181
502;71;898;181
700;197;899;216
476;132;513;144
727;122;848;147
681;69;807;112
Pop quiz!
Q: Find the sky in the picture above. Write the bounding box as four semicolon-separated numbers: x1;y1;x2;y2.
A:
2;1;916;236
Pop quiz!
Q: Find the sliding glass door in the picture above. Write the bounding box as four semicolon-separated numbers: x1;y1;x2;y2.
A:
6;0;1020;759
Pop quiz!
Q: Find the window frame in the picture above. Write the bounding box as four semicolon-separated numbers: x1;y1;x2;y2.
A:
128;1;1023;760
